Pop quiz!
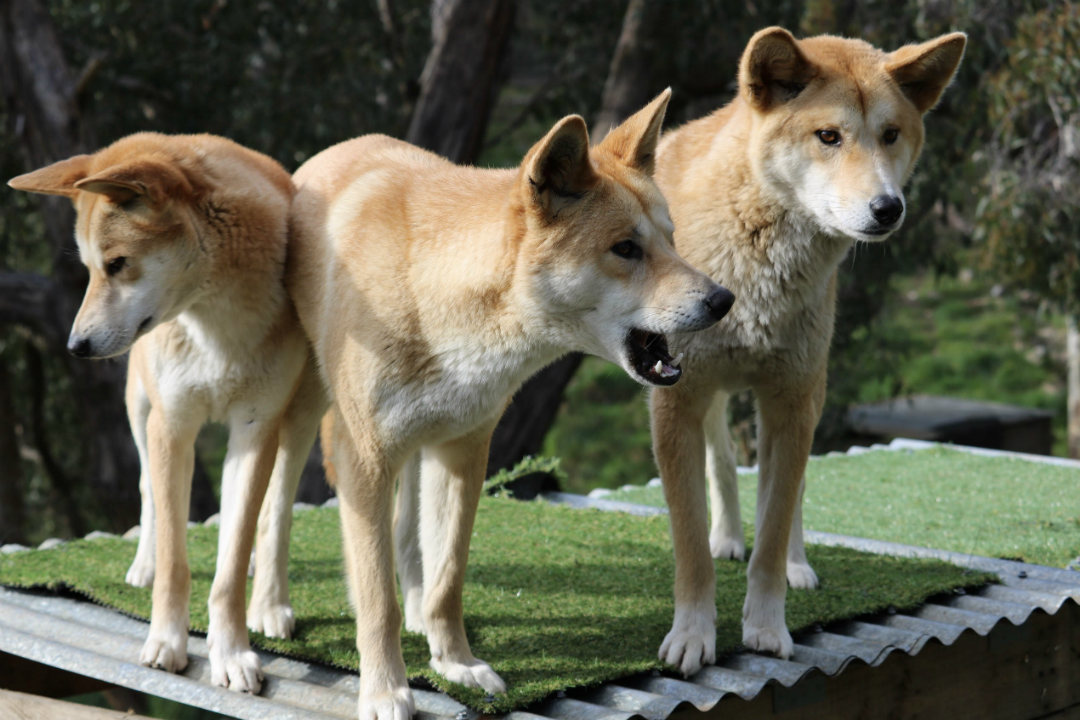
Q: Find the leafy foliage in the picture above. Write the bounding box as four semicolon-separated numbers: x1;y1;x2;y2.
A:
976;2;1080;313
2;0;1075;541
48;0;431;165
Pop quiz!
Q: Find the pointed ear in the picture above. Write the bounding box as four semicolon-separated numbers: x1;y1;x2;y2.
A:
739;27;816;111
8;154;93;198
73;158;196;208
595;88;671;177
886;32;967;113
522;115;597;216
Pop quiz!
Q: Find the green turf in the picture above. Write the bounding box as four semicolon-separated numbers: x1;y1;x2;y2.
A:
607;446;1080;569
0;494;992;712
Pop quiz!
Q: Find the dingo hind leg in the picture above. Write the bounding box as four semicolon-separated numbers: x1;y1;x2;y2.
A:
125;365;155;588
785;477;818;589
783;363;826;590
394;453;424;634
419;423;505;693
249;360;327;639
704;393;744;561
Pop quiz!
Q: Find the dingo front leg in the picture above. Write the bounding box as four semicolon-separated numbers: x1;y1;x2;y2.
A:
652;385;716;676
419;426;504;694
331;416;413;720
742;386;817;658
140;407;198;674
703;393;744;561
207;416;280;692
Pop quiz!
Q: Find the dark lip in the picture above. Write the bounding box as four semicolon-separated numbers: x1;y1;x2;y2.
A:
136;315;154;335
625;328;681;386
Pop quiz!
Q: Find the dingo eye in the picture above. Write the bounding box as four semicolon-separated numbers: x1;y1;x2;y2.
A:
883;128;899;145
611;240;642;260
815;129;841;146
106;257;127;276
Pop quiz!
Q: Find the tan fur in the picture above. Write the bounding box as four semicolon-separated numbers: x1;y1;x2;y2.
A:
9;133;326;692
650;28;966;672
288;91;731;720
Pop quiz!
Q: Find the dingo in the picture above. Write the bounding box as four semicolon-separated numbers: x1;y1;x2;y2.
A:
288;91;733;719
9;133;324;692
650;28;966;672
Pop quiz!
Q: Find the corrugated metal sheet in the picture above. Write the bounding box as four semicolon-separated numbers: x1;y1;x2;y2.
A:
1;439;1078;719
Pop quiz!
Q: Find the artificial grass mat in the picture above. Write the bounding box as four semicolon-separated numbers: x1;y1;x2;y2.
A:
0;494;992;712
606;445;1080;569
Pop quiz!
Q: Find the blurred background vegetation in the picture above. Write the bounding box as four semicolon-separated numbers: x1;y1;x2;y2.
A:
0;0;1076;524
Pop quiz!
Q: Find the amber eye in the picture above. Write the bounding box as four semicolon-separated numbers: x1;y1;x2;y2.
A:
611;240;643;260
106;257;127;276
883;128;900;145
815;129;841;146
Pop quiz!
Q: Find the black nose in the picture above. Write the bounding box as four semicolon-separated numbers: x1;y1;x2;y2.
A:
705;286;735;320
67;336;92;358
869;194;904;226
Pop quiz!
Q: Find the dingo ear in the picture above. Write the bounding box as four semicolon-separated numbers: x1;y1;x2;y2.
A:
74;158;196;208
886;32;967;113
523;115;597;216
739;26;815;111
595;88;671;177
8;154;93;198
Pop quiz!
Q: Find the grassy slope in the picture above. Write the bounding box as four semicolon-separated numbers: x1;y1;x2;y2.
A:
606;446;1080;569
0;494;990;712
860;269;1066;447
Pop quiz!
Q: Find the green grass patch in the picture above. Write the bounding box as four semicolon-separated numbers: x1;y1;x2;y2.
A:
864;270;1066;451
0;494;990;712
607;446;1080;569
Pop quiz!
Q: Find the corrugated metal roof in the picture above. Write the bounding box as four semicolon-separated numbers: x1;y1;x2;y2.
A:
2;438;1078;720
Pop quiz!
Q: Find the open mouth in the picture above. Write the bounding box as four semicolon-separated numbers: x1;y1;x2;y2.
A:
625;328;683;386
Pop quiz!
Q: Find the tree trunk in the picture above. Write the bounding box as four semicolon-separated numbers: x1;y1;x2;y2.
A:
0;360;26;545
1067;313;1080;459
0;0;141;533
485;354;583;477
406;0;515;163
485;0;674;478
593;0;671;137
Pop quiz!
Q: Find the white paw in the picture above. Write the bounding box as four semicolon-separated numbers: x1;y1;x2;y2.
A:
358;686;415;720
430;656;506;693
786;561;819;590
209;641;263;693
247;600;295;639
403;589;425;635
140;631;188;673
125;557;155;588
659;606;716;676
742;621;793;659
709;531;746;561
